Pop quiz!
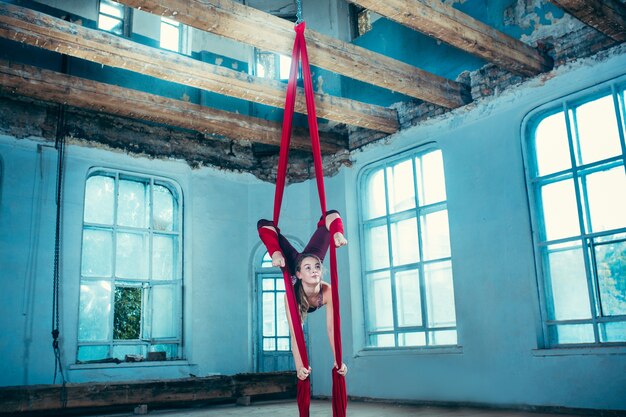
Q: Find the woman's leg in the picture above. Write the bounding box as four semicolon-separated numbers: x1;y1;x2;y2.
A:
257;219;300;275
302;210;345;261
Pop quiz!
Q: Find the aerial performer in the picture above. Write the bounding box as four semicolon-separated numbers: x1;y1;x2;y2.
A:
256;3;348;415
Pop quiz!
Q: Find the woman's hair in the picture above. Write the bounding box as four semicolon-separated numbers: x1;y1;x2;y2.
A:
293;253;323;321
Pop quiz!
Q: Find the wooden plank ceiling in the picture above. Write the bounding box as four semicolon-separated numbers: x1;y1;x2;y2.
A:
0;0;619;155
548;0;626;42
346;0;553;76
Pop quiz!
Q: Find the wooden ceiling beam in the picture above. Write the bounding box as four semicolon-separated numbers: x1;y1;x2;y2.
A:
0;60;346;153
0;2;397;134
114;0;471;108
346;0;553;77
549;0;626;42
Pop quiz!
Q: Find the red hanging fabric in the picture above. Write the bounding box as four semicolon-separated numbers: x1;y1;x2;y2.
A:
271;22;347;417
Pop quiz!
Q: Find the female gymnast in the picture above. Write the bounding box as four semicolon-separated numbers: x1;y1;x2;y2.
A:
257;210;348;381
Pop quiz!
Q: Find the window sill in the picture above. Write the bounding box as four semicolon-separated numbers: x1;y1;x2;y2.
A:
355;345;463;358
532;346;626;357
69;360;194;370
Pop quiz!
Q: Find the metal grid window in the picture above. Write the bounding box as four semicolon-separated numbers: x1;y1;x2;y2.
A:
76;170;183;362
259;255;291;352
98;0;131;37
525;82;626;347
359;147;457;348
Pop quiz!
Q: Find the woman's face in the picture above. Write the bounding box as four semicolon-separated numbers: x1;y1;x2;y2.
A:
296;256;322;285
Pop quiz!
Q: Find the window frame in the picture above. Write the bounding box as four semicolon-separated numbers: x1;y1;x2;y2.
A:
160;16;188;54
97;0;132;37
76;168;184;363
522;76;626;349
357;143;458;350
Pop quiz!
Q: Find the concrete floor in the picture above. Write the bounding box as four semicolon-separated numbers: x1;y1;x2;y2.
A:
88;399;587;417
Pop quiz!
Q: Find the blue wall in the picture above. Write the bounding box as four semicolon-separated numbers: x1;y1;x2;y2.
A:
313;45;626;411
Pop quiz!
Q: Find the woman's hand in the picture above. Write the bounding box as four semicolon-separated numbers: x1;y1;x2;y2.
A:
333;232;348;248
334;362;348;376
297;366;312;380
271;251;286;268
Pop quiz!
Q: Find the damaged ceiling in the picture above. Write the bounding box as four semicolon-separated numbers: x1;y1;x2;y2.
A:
0;0;625;182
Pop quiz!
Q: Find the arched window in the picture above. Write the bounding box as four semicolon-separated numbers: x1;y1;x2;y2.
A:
523;81;626;347
77;169;183;362
359;146;457;348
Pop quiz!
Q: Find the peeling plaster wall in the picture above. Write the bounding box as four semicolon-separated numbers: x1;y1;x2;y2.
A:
313;44;626;412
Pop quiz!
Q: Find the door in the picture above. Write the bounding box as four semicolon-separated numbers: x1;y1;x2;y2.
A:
256;266;309;372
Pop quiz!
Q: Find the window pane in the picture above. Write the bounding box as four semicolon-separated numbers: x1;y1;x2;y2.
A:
279;54;292;80
78;281;111;341
98;15;123;35
116;232;148;279
595;239;626;317
262;278;274;291
429;330;457;346
368;333;394;348
112;344;143;360
424;261;456;328
534;112;571;176
256;51;276;79
276;279;285;291
574;95;622;165
117;179;148;228
395;269;422;327
540;179;580;241
263;338;276;351
261;252;273;268
152;285;177;338
600;322;626;343
153;235;175;280
366;271;393;332
417;150;446;205
364;224;390;270
545;243;591;320
77;345;109;362
114;287;142;340
263;292;276;336
420;210;451;260
161;21;180;51
81;229;112;277
276;294;289;337
386;160;415;214
364;170;387;219
277;337;290;351
84;175;114;224
153;184;175;231
398;332;425;347
390;217;419;266
549;324;595;345
100;0;124;18
585;167;626;233
150;344;178;359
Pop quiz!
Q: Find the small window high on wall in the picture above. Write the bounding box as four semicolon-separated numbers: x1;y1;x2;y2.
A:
77;170;183;362
160;16;185;53
359;147;457;348
98;0;131;37
524;81;626;347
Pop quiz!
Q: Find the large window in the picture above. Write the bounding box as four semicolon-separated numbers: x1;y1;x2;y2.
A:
77;170;183;362
526;83;626;347
98;0;131;37
359;148;457;348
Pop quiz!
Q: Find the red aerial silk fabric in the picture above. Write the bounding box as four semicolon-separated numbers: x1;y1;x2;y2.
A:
271;21;347;417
